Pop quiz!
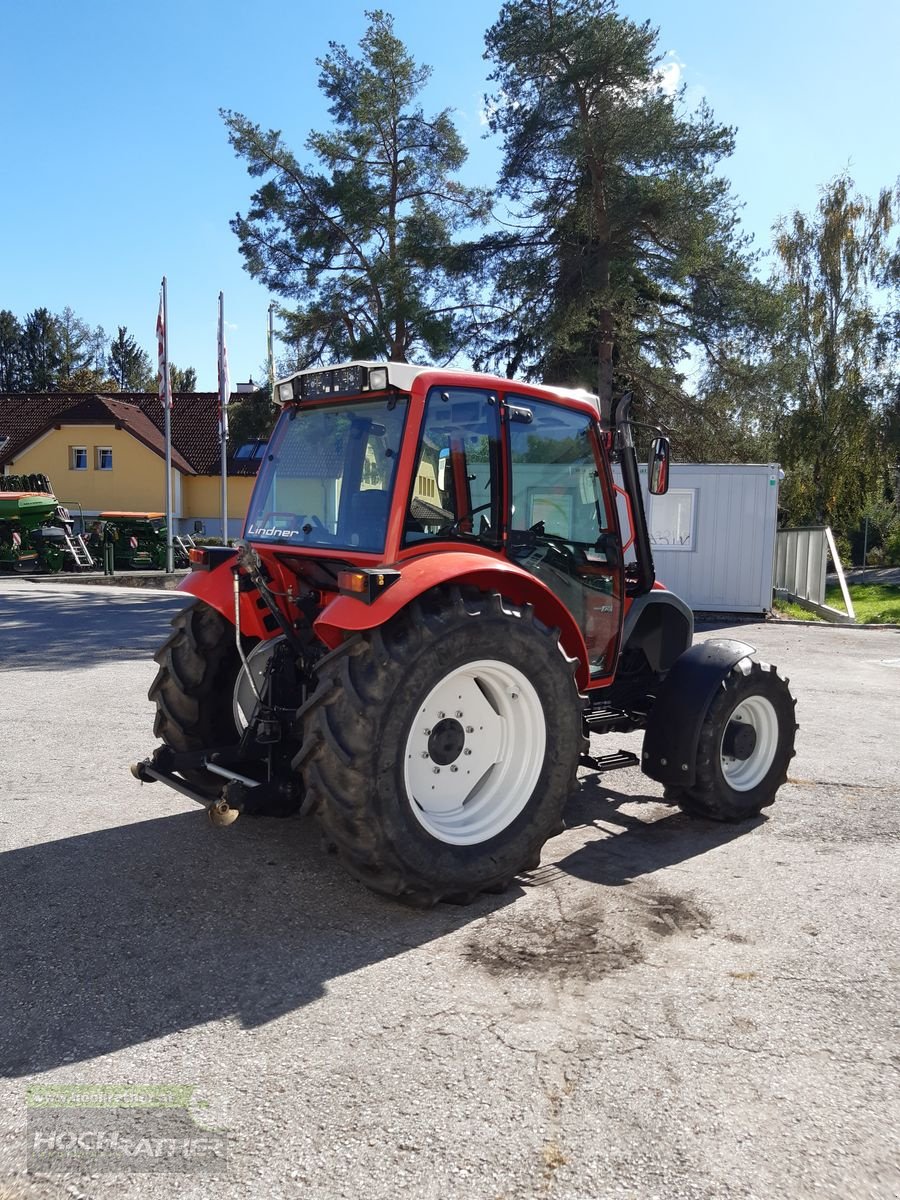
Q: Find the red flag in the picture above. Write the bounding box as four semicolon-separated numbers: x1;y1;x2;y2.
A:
217;293;230;440
157;287;171;410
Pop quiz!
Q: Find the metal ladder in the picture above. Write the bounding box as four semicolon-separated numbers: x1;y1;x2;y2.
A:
63;531;94;568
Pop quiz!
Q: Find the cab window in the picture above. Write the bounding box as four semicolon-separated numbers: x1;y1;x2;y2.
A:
506;397;621;677
403;387;501;547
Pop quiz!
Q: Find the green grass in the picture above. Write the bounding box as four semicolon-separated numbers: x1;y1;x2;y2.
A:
774;581;900;623
772;598;822;621
825;582;900;624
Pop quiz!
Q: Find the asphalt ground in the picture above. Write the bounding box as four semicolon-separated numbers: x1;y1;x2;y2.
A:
0;579;897;1200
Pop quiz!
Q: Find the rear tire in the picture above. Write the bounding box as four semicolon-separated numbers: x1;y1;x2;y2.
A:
149;601;244;795
294;588;584;905
666;658;797;821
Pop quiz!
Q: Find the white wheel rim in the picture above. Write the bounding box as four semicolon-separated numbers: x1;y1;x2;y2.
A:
719;694;779;791
403;659;546;845
233;638;282;730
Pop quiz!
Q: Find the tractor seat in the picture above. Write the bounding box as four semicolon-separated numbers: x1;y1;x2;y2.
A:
345;489;389;551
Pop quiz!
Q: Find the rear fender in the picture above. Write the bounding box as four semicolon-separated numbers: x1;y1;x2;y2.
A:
621;590;694;674
314;551;591;688
177;554;284;642
641;638;756;786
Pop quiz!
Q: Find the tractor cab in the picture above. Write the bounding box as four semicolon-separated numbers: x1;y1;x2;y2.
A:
242;362;669;681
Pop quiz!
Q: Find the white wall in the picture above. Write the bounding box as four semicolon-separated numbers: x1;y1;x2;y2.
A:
624;463;782;613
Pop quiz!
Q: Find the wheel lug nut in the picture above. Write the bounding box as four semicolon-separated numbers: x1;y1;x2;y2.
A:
463;748;472;756
423;727;431;736
421;751;429;759
437;711;445;719
450;765;458;773
455;711;463;718
465;725;473;733
433;767;440;774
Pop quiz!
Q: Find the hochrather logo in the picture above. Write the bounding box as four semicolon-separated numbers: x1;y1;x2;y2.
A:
246;523;300;539
26;1085;227;1175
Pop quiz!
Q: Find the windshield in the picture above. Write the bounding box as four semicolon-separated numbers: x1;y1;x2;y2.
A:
245;397;408;553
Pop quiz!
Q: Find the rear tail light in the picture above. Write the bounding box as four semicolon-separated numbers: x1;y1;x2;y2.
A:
188;547;209;570
337;568;400;603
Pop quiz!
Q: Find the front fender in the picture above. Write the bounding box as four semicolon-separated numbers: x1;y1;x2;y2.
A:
177;555;277;642
641;638;756;786
314;551;592;688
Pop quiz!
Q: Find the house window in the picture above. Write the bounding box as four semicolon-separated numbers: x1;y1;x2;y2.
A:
649;488;695;551
69;446;87;471
95;447;113;471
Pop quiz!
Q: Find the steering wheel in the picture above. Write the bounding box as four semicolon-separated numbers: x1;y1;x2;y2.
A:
260;511;324;530
260;511;299;528
260;512;331;539
438;503;493;535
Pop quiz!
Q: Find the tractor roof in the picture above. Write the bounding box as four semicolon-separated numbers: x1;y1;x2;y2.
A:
274;360;602;415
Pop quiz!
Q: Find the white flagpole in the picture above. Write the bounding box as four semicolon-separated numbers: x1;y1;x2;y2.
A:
218;292;229;542
267;302;276;394
159;276;174;573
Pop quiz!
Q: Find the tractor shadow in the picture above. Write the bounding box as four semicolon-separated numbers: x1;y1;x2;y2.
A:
0;809;518;1078
0;582;190;671
552;774;765;887
1;779;761;1079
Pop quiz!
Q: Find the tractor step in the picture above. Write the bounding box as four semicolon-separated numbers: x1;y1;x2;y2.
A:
584;704;644;730
579;749;641;774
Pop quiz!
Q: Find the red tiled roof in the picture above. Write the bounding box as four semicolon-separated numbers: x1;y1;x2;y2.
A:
0;392;262;477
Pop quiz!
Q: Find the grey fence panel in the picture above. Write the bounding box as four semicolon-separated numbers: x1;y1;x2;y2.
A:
774;527;828;604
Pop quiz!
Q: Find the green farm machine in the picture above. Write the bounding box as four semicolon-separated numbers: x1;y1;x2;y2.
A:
0;475;94;574
97;512;195;572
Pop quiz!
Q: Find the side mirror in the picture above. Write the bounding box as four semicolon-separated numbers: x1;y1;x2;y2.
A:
649;436;670;495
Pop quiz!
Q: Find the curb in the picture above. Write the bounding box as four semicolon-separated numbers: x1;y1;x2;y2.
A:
766;617;900;630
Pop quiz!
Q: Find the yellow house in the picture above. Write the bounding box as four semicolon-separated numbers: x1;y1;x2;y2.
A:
0;392;260;537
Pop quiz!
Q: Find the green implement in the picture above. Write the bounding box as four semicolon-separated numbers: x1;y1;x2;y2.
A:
97;512;194;571
0;479;95;574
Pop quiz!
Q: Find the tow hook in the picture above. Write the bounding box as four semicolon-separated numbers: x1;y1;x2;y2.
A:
131;751;302;822
209;797;241;827
129;754;245;826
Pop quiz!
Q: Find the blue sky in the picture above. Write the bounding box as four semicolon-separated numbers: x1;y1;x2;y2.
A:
3;0;898;390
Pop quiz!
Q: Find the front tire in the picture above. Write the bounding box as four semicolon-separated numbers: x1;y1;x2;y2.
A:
667;657;797;821
148;601;244;794
294;588;584;905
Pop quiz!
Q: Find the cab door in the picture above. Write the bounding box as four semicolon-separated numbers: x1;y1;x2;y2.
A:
504;396;624;679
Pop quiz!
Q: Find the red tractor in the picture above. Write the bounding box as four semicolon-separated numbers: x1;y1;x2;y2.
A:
133;362;797;904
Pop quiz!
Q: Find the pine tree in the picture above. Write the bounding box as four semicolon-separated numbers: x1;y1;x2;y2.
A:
0;310;23;391
222;9;489;365
107;326;153;391
56;306;93;383
479;0;761;426
21;308;62;391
